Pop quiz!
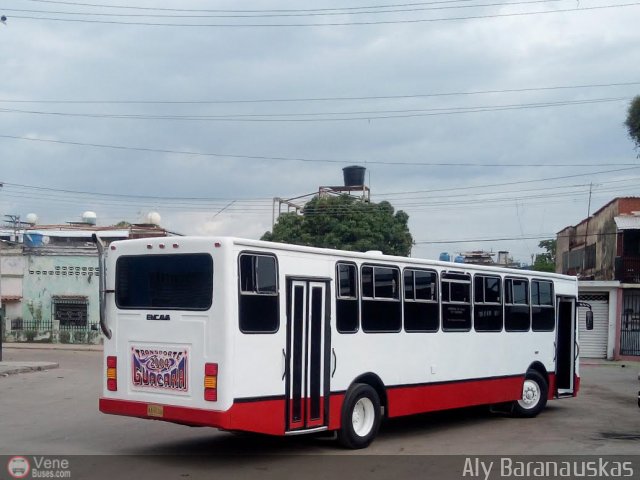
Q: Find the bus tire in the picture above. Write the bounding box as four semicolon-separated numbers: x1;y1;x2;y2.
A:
338;383;382;449
512;370;548;418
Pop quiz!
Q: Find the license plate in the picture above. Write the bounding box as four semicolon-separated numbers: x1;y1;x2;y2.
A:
147;404;164;418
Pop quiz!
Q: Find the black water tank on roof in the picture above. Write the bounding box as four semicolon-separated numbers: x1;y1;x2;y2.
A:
342;165;366;186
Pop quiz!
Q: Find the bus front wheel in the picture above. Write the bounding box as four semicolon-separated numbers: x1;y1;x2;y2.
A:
338;383;382;449
512;370;548;418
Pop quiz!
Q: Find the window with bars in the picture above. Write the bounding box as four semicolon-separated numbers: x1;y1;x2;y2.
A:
54;298;88;328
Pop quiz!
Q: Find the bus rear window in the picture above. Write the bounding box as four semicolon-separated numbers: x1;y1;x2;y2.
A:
116;254;213;310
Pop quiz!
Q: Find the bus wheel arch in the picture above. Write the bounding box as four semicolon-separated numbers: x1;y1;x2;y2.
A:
351;372;388;418
526;361;549;387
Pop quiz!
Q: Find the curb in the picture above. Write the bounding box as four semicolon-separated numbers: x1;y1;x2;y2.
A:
0;362;59;376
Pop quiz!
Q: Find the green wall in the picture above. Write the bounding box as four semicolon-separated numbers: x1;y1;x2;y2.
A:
21;254;100;343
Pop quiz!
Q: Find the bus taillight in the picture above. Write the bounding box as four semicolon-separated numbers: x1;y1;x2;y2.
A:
204;363;218;401
106;356;117;391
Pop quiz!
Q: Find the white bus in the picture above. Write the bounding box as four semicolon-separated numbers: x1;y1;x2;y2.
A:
96;236;591;449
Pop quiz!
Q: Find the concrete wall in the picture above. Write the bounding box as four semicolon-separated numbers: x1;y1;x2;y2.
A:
1;246;24;337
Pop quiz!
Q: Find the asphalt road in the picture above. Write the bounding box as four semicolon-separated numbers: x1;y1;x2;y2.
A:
1;348;639;479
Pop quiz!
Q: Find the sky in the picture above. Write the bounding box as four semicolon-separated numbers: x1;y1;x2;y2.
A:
1;0;639;264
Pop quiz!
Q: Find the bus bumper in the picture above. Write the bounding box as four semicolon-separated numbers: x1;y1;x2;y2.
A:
99;397;287;435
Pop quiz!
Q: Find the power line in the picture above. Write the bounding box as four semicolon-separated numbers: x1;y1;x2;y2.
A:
0;81;637;105
385;177;640;201
415;231;621;244
21;0;541;13
1;170;636;205
9;2;640;27
3;0;573;19
1;134;639;168
375;167;640;195
2;177;637;213
0;97;630;122
415;235;556;244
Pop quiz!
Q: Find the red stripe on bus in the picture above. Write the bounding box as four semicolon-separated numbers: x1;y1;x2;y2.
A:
386;375;524;417
548;373;557;399
228;398;285;434
100;373;563;435
328;393;345;431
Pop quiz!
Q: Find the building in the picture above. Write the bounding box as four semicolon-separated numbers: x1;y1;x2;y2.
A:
0;241;24;339
556;197;640;359
1;218;168;344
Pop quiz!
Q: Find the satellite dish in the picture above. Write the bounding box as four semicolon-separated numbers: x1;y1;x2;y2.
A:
146;211;161;226
25;213;38;225
1;15;7;24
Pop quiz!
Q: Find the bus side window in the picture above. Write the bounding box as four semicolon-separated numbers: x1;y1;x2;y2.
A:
505;277;530;332
361;265;402;333
403;268;439;332
441;272;472;331
336;263;359;333
473;275;503;332
532;280;555;331
238;253;279;333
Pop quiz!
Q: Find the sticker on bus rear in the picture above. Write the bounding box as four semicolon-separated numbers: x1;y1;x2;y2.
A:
131;347;188;392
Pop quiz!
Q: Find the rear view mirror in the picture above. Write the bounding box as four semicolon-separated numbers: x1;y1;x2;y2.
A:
586;310;594;331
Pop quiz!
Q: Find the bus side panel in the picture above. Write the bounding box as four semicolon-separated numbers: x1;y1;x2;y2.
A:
328;393;346;431
385;376;523;418
228;399;286;435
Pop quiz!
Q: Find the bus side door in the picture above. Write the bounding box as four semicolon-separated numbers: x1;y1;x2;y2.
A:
556;296;576;396
285;278;331;432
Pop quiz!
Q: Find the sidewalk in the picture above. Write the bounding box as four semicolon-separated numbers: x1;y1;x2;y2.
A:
580;358;640;367
1;342;97;376
0;361;59;376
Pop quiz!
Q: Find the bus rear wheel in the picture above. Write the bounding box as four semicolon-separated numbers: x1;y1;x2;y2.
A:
338;383;382;449
512;370;548;418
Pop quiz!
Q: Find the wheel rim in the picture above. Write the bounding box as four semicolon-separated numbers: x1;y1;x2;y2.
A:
517;379;541;410
351;397;375;437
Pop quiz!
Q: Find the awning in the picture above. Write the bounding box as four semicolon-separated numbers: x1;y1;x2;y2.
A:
1;295;22;302
52;296;88;304
614;216;640;231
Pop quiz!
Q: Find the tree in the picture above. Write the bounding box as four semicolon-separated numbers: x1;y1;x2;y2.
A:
262;195;414;256
625;96;640;151
532;239;556;272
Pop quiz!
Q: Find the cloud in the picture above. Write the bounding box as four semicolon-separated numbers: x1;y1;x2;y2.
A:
1;0;639;263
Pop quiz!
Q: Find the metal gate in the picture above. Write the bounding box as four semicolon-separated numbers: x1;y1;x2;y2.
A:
621;290;640;356
578;293;609;359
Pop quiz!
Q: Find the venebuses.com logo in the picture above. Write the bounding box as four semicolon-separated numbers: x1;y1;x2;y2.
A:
7;456;30;479
6;456;71;479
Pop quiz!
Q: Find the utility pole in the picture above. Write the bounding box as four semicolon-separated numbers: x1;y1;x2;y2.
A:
582;182;593;273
